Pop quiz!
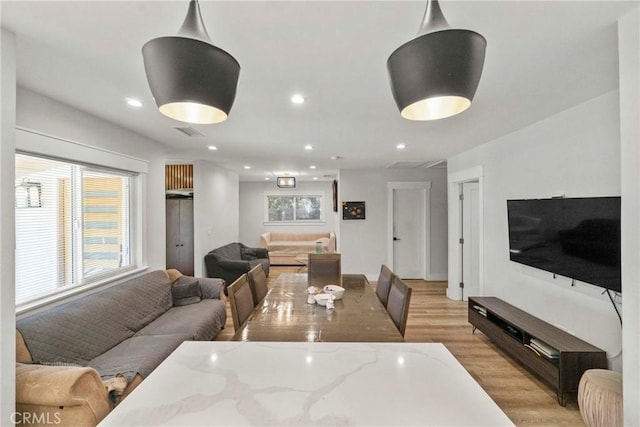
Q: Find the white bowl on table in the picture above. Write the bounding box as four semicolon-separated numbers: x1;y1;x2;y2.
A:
322;285;345;300
314;293;335;306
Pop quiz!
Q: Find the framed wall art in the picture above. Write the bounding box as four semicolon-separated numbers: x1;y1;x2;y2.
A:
342;201;365;220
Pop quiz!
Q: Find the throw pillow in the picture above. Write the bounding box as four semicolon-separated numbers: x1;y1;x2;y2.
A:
172;277;202;306
241;247;258;260
165;268;183;283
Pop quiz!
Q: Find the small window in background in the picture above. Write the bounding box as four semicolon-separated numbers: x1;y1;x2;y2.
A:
265;194;324;223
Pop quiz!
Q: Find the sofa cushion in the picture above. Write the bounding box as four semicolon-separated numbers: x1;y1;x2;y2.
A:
270;232;330;241
241;247;258;260
165;268;183;282
88;333;191;381
199;277;225;299
135;299;227;342
17;270;173;365
268;242;319;253
171;277;202;306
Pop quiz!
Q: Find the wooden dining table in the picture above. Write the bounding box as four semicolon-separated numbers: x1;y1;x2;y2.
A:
232;273;404;342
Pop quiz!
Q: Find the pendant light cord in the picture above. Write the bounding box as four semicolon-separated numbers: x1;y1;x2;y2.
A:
418;0;450;35
177;0;211;42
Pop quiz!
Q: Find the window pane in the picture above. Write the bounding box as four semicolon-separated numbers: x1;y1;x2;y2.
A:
15;155;73;302
268;196;294;221
296;196;321;220
82;170;131;278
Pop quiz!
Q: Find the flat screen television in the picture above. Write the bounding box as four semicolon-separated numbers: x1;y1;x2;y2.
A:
507;197;621;292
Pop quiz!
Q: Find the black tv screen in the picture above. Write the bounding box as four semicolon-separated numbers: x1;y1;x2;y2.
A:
507;197;621;292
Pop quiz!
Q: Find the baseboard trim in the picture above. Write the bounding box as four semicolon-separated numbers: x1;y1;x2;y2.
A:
427;273;448;281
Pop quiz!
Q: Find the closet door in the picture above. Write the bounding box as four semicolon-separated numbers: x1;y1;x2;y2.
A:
166;198;194;276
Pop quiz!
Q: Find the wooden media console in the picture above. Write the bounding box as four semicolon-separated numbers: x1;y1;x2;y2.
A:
468;296;607;405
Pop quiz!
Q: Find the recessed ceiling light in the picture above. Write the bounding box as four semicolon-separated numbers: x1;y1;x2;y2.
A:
309;165;316;169
291;94;305;104
208;145;217;150
304;144;313;150
396;143;407;149
126;98;143;108
264;177;270;180
244;165;251;169
313;177;319;180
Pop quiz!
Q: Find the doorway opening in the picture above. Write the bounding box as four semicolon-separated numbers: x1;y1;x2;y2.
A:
447;167;483;301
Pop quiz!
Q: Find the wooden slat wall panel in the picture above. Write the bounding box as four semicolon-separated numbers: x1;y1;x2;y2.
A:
165;164;193;190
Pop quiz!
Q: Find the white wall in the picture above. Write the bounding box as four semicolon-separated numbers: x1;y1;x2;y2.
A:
0;27;17;427
239;180;337;247
448;90;622;365
193;160;239;277
619;6;640;425
339;167;448;279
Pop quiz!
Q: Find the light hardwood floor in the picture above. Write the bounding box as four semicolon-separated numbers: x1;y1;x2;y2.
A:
216;267;585;426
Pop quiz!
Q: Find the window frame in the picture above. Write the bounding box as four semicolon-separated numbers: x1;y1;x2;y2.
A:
15;149;143;312
263;191;326;225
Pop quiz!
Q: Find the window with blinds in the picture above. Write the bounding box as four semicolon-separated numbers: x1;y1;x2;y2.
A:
15;153;134;304
264;193;324;223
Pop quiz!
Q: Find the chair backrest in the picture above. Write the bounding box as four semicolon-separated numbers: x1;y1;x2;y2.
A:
307;253;341;287
227;274;255;331
386;275;412;337
376;264;394;307
247;264;268;306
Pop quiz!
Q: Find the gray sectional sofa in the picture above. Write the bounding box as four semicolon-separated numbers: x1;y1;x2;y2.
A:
15;269;227;426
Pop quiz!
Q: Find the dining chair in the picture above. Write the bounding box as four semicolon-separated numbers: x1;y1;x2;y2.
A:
376;264;394;307
386;275;412;337
307;253;341;287
227;273;255;331
247;264;269;306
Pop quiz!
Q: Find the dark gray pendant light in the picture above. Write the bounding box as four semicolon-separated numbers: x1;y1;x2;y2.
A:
387;0;486;121
142;0;240;124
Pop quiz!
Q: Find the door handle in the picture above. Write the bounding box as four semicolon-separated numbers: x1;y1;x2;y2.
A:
393;237;400;241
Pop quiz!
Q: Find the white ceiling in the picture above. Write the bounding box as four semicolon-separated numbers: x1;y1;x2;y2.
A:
2;1;636;181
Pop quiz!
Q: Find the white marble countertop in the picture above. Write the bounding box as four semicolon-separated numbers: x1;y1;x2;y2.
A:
100;341;513;426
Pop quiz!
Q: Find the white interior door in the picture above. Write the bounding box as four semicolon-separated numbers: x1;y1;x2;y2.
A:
461;182;480;300
393;188;425;279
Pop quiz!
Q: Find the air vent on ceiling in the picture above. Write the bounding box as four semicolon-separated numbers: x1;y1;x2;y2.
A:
387;161;427;169
174;126;204;137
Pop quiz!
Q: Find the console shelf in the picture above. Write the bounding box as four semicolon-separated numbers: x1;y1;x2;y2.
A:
468;296;607;405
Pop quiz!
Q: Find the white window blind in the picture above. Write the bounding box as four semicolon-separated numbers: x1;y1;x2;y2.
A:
15;153;135;304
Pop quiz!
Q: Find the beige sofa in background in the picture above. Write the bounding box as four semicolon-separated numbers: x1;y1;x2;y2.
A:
260;231;336;265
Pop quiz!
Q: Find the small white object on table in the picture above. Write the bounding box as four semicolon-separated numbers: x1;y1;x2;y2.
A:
99;341;513;426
